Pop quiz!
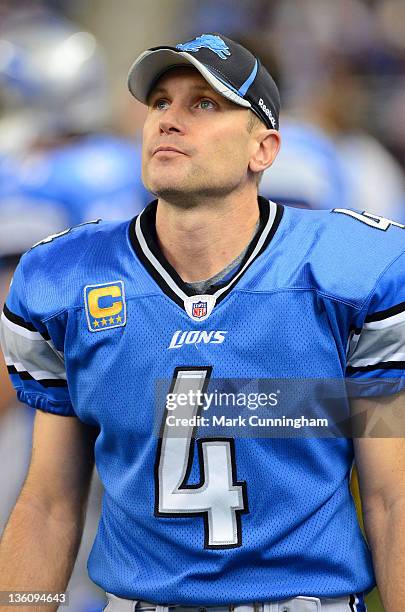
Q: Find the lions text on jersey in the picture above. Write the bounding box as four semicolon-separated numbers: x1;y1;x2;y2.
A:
1;197;405;605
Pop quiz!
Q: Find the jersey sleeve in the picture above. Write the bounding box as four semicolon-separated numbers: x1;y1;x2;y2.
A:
346;250;405;396
0;258;75;416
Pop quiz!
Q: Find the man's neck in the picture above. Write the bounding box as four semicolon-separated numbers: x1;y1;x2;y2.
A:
155;190;260;283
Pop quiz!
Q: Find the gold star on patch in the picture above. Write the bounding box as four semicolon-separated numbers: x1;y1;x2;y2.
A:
109;317;115;325
116;315;122;323
101;318;107;326
93;320;100;328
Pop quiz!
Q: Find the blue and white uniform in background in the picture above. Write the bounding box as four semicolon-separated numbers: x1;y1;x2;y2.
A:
260;120;405;223
260;121;348;210
336;133;405;223
0;135;148;258
1;198;404;606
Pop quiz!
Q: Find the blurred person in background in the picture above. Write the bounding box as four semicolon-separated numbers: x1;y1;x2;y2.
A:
307;54;405;222
0;8;149;226
259;120;349;210
268;0;405;221
0;6;149;612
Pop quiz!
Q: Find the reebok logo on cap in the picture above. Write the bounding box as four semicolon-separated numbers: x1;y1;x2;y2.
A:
258;98;276;129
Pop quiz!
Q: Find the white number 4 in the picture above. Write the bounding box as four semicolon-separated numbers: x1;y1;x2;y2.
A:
155;367;248;549
332;208;405;231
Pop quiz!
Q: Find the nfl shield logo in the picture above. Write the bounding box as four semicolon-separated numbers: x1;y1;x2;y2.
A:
192;301;207;319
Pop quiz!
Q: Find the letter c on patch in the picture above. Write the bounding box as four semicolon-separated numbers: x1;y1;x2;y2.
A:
88;285;123;318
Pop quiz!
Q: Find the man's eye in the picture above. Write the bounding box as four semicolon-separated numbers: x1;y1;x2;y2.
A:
198;99;215;110
154;99;169;110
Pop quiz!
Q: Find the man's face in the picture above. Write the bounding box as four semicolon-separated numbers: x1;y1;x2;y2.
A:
142;67;258;203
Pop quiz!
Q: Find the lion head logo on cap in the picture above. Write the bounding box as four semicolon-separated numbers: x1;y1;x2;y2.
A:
176;34;231;60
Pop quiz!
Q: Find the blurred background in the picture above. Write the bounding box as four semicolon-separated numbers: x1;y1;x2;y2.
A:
1;0;405;610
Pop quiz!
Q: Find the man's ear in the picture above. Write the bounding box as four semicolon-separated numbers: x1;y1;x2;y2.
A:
249;130;281;173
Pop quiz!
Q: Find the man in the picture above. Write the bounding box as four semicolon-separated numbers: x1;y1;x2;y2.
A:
0;33;404;612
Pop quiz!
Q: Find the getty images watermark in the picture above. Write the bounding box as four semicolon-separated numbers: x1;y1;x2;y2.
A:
164;388;328;430
154;377;405;438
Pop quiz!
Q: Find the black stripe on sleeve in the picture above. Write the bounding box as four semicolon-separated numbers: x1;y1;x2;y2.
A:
7;365;67;388
36;379;68;388
365;300;405;323
3;304;50;340
3;303;38;331
347;360;405;374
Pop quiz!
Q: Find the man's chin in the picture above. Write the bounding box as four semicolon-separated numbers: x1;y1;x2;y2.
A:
145;175;236;205
151;184;198;207
146;176;197;199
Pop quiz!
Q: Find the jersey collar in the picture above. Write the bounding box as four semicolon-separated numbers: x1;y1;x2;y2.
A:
129;197;283;317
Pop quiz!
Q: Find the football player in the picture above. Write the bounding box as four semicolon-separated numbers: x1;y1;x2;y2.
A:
1;33;404;612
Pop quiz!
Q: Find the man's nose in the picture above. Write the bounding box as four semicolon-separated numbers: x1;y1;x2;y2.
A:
159;103;186;135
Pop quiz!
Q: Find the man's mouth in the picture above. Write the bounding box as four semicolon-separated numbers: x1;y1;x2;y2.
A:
153;146;186;156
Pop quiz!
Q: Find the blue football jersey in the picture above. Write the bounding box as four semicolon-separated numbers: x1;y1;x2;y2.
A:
1;198;405;604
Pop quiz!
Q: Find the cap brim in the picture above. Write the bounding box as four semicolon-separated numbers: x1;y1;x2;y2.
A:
127;47;251;108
